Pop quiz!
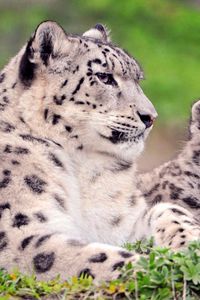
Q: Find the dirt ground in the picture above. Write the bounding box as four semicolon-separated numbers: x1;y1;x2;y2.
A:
138;122;188;173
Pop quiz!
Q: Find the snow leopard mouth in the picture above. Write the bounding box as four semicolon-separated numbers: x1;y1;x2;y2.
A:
99;129;144;144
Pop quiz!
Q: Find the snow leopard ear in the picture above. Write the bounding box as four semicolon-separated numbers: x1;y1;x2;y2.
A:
19;21;68;86
31;21;67;65
82;24;111;42
189;99;200;136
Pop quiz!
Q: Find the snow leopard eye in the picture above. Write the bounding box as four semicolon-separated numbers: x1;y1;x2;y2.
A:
96;72;117;86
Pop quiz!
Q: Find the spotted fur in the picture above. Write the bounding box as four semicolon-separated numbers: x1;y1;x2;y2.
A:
138;100;200;247
0;21;198;282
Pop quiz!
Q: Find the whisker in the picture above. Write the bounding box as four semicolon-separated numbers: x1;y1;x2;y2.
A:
107;126;133;134
63;112;138;133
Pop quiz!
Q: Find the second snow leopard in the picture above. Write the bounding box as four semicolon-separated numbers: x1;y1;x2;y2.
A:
138;100;200;239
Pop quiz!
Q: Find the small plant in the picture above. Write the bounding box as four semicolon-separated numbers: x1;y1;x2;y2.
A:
0;240;200;299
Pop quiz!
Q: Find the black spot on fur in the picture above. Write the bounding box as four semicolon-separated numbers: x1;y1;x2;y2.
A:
3;169;11;176
72;65;79;74
44;109;49;120
78;268;95;279
87;61;92;67
72;77;85;95
61;79;68;88
0;121;15;133
100;129;129;144
15;147;30;155
181;235;186;239
129;195;136;206
65;125;72;132
182;196;200;209
115;160;132;172
93;58;102;64
144;183;160;198
117;92;122;98
48;139;63;148
71;135;78;139
169;183;183;200
171;208;186;216
20;235;34;250
192;150;200;166
35;235;52;248
169;163;182;176
111;216;122;226
183;220;194;225
0;73;5;84
89;253;108;263
0;203;10;218
52;114;61;125
77;144;83;150
13;213;30;228
12;82;17;89
11;160;20;165
34;212;47;223
67;239;86;247
24;175;47;194
4;144;30;155
3;96;9;104
20;134;50;147
184;171;200;179
75;101;85;105
19;37;36;87
118;251;133;258
112;261;124;271
19;117;26;123
4;145;12;153
0;231;8;251
33;252;55;273
87;59;102;67
0;169;11;189
53;95;66;105
152;194;162;204
172;220;180;225
84;43;89;48
90;81;96;86
54;194;66;210
49;152;63;168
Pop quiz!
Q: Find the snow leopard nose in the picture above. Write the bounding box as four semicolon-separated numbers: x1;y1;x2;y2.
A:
137;112;157;128
135;93;158;128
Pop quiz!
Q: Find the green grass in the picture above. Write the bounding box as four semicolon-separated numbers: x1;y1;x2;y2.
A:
1;240;200;299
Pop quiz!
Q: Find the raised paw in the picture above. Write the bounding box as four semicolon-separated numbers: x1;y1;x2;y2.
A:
156;220;200;250
148;203;200;250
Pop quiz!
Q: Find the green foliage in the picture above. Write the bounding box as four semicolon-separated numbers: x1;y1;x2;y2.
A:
0;0;199;123
0;240;200;299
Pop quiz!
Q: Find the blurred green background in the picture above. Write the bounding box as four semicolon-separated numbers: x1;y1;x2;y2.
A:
0;0;199;169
